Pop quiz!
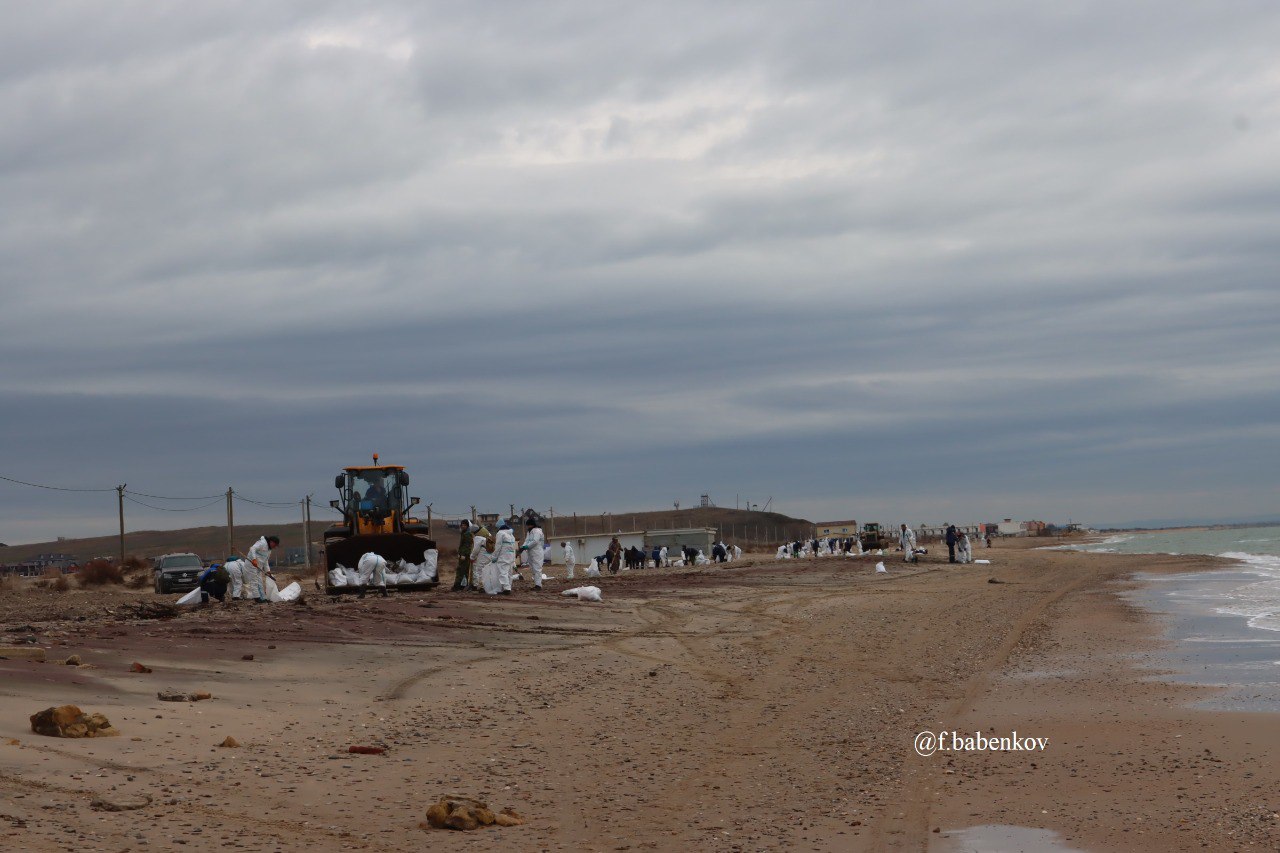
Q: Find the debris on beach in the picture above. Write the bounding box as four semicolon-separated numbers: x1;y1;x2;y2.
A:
348;745;385;755
90;794;152;812
130;661;153;673
63;654;82;666
421;796;525;831
30;705;119;738
218;736;240;748
157;690;212;702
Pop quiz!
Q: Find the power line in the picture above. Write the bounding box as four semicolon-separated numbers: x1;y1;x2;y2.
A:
123;494;225;512
126;489;223;501
0;474;115;493
232;493;299;508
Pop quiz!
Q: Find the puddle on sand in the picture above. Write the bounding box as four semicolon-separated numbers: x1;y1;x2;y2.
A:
931;824;1084;852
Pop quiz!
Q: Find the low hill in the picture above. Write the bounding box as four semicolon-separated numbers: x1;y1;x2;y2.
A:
0;506;814;567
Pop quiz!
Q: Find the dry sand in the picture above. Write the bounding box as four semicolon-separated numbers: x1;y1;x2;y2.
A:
1;542;1278;851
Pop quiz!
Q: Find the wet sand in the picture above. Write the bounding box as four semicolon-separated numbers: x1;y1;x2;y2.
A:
2;543;1278;851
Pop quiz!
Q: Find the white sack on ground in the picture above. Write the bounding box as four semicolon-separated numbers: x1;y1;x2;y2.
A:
562;586;603;602
276;582;301;602
264;576;283;602
423;549;438;580
176;587;202;606
585;560;601;577
974;559;991;565
875;562;887;574
343;568;360;586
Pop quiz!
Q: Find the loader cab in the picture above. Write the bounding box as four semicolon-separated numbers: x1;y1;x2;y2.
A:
333;466;414;534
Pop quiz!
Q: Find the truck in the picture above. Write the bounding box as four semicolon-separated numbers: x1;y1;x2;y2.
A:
323;455;437;594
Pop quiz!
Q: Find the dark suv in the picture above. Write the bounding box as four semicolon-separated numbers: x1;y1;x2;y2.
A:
153;553;204;594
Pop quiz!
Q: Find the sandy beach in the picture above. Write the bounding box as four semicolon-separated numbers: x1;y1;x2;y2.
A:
2;542;1278;851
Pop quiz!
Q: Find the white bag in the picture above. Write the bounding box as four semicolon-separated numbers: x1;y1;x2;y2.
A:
562;585;602;602
974;559;991;565
344;568;360;586
423;549;438;581
482;560;502;595
329;568;347;587
875;562;887;574
264;575;283;602
585;560;601;577
176;587;203;606
276;581;301;602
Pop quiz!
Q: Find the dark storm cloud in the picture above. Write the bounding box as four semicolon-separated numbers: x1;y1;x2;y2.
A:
2;1;1278;542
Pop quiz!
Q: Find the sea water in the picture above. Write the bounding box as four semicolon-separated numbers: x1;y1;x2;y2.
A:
1063;526;1280;632
1062;525;1280;707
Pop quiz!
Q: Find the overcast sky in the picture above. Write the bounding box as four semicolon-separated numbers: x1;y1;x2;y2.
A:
2;1;1278;544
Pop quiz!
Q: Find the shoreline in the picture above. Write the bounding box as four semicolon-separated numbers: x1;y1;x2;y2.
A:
2;544;1278;850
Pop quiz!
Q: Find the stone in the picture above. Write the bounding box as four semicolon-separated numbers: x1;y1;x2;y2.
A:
218;736;240;748
422;796;522;831
241;654;254;661
157;691;194;702
30;705;118;738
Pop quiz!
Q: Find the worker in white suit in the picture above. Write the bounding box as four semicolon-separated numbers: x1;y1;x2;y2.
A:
520;518;547;590
242;535;278;603
471;526;493;589
492;520;517;594
224;558;246;599
561;541;576;579
899;524;917;563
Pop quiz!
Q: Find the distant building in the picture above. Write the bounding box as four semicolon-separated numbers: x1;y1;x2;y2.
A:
815;520;859;537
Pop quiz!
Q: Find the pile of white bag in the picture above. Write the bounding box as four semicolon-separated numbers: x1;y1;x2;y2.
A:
584;560;602;577
328;549;438;587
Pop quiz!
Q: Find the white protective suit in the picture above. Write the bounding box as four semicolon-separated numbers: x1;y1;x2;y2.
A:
562;543;576;580
958;533;973;564
225;559;245;599
733;545;742;561
471;532;492;590
522;525;546;588
492;527;517;592
243;537;272;601
899;527;917;563
358;552;388;589
659;546;668;567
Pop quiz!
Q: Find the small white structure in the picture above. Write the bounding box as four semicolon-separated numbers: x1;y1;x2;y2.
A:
548;531;645;565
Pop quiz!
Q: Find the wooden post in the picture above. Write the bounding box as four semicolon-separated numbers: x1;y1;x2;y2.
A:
116;485;126;564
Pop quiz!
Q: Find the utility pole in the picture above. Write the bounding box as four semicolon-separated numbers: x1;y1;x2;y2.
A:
116;485;126;565
471;505;477;523
226;488;234;557
549;507;555;537
426;503;433;536
303;497;312;573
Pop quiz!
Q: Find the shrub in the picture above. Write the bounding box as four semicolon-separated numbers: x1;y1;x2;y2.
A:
77;559;124;587
52;574;70;592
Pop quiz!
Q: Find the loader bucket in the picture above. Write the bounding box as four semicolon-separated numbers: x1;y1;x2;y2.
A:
324;533;438;593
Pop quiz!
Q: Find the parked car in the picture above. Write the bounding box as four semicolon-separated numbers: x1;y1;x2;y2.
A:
153;552;203;594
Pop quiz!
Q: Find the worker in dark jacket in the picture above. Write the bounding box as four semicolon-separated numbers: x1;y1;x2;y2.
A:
606;537;622;575
198;563;231;604
945;524;958;563
455;523;475;591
